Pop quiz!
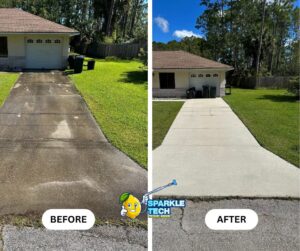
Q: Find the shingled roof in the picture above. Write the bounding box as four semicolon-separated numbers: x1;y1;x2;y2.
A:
0;8;78;34
153;50;233;70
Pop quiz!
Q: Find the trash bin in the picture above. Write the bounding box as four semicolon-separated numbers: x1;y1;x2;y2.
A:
74;55;84;73
87;60;95;70
210;86;217;98
186;87;196;99
68;55;76;69
203;85;210;98
196;90;202;98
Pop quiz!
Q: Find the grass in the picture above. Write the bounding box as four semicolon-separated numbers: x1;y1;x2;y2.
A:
0;214;147;229
223;88;299;167
153;101;184;149
69;59;147;167
0;73;19;106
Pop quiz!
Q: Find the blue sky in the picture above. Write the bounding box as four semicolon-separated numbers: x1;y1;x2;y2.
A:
153;0;205;42
153;0;300;43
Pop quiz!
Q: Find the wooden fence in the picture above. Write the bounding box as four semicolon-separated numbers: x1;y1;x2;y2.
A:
86;41;146;59
228;76;293;89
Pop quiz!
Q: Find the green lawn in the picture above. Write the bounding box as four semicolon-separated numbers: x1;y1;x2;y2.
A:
153;101;184;149
223;88;299;167
69;59;147;168
0;73;19;107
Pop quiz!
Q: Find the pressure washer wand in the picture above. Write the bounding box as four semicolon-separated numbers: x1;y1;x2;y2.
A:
142;179;177;205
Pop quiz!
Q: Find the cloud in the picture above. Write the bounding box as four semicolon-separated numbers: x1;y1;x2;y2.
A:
173;30;202;39
154;16;169;33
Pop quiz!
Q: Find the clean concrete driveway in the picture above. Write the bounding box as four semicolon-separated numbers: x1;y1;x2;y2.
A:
0;72;147;218
153;98;299;198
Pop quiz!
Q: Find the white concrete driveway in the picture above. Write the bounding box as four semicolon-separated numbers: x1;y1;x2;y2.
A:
153;98;300;198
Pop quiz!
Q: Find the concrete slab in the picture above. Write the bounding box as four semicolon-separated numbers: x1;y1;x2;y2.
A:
11;82;76;96
153;98;300;198
2;225;147;250
1;95;87;114
0;72;147;218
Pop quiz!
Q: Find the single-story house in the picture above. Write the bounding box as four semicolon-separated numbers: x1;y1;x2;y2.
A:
153;50;233;98
0;8;79;70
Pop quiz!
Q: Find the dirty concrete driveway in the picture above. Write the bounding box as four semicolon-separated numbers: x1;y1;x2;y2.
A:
153;98;299;198
0;72;147;218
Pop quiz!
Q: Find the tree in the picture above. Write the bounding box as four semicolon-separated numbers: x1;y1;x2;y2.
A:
3;0;147;46
195;0;297;77
255;0;266;86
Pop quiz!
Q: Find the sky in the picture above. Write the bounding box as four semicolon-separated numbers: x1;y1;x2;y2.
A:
153;0;205;42
153;0;300;43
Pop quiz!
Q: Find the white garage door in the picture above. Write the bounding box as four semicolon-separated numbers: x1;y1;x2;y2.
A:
189;72;220;91
25;38;62;69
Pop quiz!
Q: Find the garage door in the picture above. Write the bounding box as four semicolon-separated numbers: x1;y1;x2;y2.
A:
189;73;220;91
25;38;62;69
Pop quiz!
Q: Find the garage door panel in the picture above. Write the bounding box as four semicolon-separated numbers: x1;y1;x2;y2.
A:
26;39;62;69
190;73;219;91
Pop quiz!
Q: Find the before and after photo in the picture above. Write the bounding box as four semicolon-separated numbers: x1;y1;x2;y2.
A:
0;0;299;250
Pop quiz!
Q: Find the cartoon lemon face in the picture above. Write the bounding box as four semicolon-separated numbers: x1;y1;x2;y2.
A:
120;193;141;219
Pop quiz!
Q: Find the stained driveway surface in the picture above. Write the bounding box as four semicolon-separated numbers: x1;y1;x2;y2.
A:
153;98;299;198
0;72;147;218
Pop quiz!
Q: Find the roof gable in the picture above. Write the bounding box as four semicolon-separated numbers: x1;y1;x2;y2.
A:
153;50;233;70
0;8;78;34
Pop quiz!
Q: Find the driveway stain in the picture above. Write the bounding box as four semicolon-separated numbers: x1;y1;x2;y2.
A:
0;72;147;218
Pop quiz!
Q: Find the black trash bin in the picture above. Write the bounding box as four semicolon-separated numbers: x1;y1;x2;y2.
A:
196;90;202;98
74;55;84;73
210;86;217;98
87;60;95;70
186;87;196;99
68;55;76;69
202;85;210;98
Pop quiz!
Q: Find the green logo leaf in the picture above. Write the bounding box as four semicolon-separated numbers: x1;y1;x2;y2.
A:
119;192;131;204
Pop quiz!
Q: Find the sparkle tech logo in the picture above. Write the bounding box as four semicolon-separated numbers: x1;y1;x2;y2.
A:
120;180;186;219
147;198;186;218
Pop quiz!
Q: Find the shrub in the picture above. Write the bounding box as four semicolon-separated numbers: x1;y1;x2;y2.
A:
138;48;147;66
288;76;300;98
105;56;120;61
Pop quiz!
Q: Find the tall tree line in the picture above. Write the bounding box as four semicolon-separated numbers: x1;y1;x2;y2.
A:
154;0;298;77
196;0;298;77
0;0;147;44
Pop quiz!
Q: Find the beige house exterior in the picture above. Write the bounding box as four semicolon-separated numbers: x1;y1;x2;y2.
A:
153;51;233;98
0;8;78;70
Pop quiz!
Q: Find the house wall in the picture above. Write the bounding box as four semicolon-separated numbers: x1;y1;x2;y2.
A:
153;70;189;98
153;69;227;98
0;34;70;70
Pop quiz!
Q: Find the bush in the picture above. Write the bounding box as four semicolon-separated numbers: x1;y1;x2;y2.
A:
105;56;120;61
288;76;300;98
138;48;147;66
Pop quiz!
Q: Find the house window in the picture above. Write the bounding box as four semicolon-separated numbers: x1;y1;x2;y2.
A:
198;74;204;77
191;74;196;78
54;39;61;44
45;39;52;43
0;37;8;57
206;74;211;77
27;39;33;43
36;39;42;43
213;73;219;77
159;73;175;89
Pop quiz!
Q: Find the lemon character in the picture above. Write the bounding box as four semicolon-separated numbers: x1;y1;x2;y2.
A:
119;193;141;219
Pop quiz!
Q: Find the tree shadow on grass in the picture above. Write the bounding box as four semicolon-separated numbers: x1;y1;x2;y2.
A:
258;94;299;103
119;70;147;85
